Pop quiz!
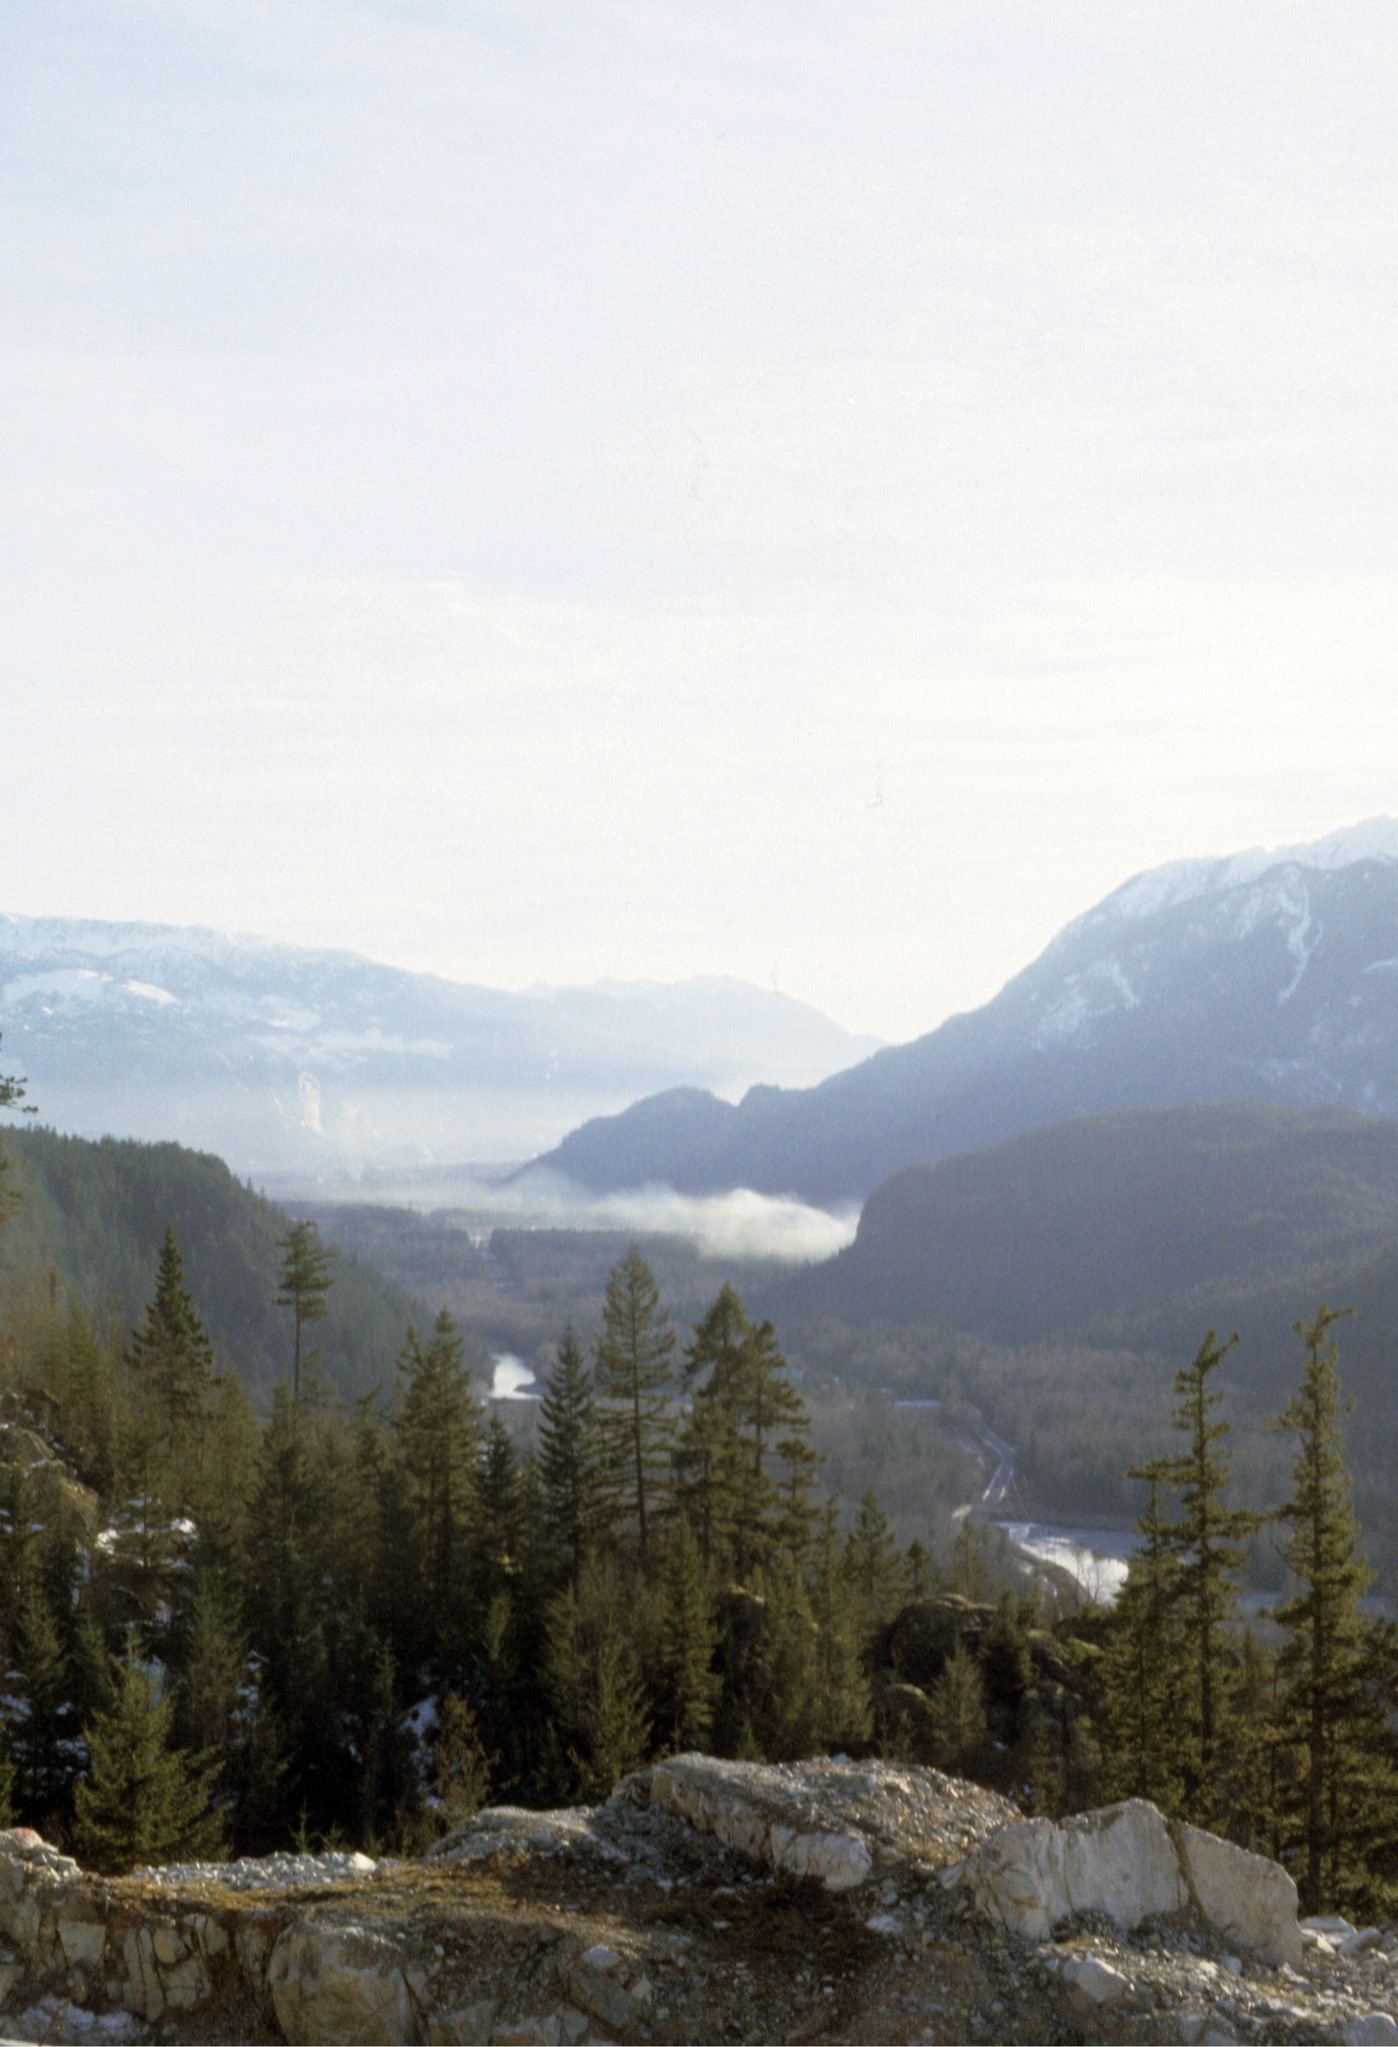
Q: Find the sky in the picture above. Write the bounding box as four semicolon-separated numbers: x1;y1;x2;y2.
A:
5;1;1398;1043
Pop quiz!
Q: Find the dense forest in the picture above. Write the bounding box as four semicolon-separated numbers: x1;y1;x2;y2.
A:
3;1059;1398;1919
0;1125;423;1403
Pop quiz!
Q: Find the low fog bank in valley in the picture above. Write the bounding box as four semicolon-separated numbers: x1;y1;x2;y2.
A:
271;1164;859;1265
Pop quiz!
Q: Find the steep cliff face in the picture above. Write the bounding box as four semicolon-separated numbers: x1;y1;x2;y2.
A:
1;1755;1394;2045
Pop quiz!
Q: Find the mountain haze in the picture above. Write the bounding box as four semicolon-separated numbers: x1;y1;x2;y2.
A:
0;916;878;1177
536;820;1398;1204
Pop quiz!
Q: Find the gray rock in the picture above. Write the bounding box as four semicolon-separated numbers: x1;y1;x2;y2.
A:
1338;2015;1398;2045
268;1924;416;2046
1061;1954;1131;2005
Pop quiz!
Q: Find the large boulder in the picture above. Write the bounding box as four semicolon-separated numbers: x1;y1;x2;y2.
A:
957;1798;1302;1967
267;1924;417;2045
1173;1818;1304;1969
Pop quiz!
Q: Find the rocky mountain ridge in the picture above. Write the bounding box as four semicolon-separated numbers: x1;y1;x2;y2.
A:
1;1756;1395;2045
536;819;1398;1204
0;916;877;1178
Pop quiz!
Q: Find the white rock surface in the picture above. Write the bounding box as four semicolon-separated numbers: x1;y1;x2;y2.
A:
958;1798;1302;1966
959;1799;1186;1941
1174;1818;1303;1969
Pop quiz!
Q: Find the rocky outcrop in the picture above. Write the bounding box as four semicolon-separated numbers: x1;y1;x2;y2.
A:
0;1764;1392;2044
644;1754;1019;1892
953;1798;1303;1966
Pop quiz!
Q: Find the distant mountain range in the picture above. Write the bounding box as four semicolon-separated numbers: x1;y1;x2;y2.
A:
0;917;879;1177
536;819;1398;1204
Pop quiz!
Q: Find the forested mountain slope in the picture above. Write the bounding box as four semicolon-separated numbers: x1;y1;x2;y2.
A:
537;819;1398;1203
0;915;878;1174
789;1100;1398;1413
0;1125;425;1402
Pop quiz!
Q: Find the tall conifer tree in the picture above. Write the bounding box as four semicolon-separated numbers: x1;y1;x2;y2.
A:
126;1228;216;1482
538;1328;603;1588
1272;1305;1398;1913
659;1518;720;1751
1146;1329;1260;1817
1096;1472;1190;1812
393;1311;481;1653
593;1247;674;1558
275;1220;337;1407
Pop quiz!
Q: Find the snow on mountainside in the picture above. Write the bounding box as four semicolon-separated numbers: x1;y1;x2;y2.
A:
1059;815;1398;939
535;818;1398;1204
0;916;880;1176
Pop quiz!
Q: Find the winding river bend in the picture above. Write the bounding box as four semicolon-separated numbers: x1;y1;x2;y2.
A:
963;1411;1136;1603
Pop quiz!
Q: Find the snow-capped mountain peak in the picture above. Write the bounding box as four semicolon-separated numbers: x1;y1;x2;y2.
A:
1072;817;1398;937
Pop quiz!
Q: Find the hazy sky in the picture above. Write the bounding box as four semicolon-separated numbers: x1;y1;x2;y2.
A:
6;2;1398;1041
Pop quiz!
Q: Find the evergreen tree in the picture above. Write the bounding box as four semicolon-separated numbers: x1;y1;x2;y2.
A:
275;1220;336;1406
980;1592;1033;1745
1143;1329;1260;1816
843;1490;902;1634
658;1518;719;1751
684;1290;752;1572
72;1634;222;1875
1272;1305;1398;1914
678;1290;813;1578
8;1578;77;1818
672;1384;739;1571
1230;1627;1282;1861
903;1538;935;1604
578;1635;650;1801
125;1227;216;1480
474;1414;524;1610
176;1563;245;1762
1095;1472;1190;1812
757;1561;822;1759
356;1640;418;1849
810;1505;872;1751
774;1428;823;1565
241;1382;338;1835
951;1517;990;1600
45;1306;119;1499
542;1574;651;1799
393;1311;481;1658
927;1644;989;1775
433;1693;491;1828
537;1328;603;1588
593;1247;675;1558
